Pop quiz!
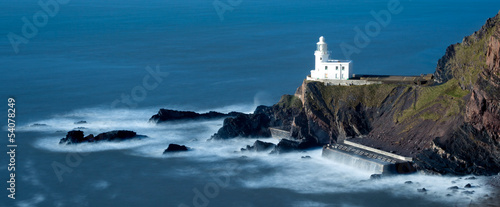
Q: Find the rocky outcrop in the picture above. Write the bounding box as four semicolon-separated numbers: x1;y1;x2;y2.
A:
149;109;243;124
210;113;271;139
59;130;144;144
210;95;304;140
412;12;500;175
434;44;456;84
241;140;275;152
163;144;189;153
270;139;317;154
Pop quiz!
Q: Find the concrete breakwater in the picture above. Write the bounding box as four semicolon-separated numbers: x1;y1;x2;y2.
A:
322;142;415;175
268;126;415;174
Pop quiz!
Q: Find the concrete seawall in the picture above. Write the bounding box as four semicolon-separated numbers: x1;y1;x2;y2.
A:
322;143;415;175
269;127;291;139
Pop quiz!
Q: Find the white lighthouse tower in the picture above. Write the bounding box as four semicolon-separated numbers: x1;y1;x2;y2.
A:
309;36;352;80
315;36;329;69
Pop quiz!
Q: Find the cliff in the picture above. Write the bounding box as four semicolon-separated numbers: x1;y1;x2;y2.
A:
213;11;500;175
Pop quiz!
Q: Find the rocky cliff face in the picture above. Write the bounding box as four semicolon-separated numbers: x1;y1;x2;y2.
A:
213;11;500;175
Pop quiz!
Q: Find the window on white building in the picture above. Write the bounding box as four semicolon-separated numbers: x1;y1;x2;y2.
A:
342;66;345;70
325;66;328;70
336;66;338;70
335;74;338;79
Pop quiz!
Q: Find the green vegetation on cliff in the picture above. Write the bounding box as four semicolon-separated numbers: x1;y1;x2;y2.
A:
448;14;498;89
314;83;399;113
278;94;302;109
394;79;469;123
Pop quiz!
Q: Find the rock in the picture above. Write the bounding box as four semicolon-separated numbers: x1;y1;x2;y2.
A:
417;188;428;193
269;139;317;154
73;127;87;130
74;121;87;124
448;186;460;190
149;109;242;124
404;181;413;184
59;130;144;144
446;194;453;197
211;113;271;139
301;156;311;159
370;174;382;180
59;130;84;144
163;144;189;153
241;140;276;152
464;183;472;188
465;176;477;180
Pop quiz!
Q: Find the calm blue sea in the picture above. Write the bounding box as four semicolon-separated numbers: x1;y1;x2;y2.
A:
1;0;500;206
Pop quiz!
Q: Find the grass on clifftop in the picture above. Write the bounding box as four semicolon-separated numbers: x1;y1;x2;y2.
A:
394;79;470;123
316;83;399;113
278;94;302;109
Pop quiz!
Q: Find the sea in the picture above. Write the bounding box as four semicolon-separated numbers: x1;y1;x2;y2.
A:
1;0;500;206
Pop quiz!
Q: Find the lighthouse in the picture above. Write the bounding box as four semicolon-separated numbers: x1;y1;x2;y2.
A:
309;36;352;80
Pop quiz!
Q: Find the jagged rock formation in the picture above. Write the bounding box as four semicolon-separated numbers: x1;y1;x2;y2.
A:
59;130;144;144
212;11;500;175
149;109;243;124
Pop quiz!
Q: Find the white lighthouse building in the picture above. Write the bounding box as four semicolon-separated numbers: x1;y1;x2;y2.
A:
308;36;352;80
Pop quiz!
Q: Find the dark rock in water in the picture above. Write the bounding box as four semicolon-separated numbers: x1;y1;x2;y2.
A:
30;123;48;127
74;121;87;124
301;156;311;159
241;140;276;152
59;130;84;144
270;139;320;154
465;176;477;180
370;174;382;180
271;139;299;154
149;109;243;124
464;183;472;188
211;113;271;139
59;130;144;144
446;194;453;197
73;127;87;130
404;181;413;184
417;188;428;193
163;144;189;153
448;186;460;190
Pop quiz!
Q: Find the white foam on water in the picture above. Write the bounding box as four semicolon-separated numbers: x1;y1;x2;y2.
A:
26;106;496;206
